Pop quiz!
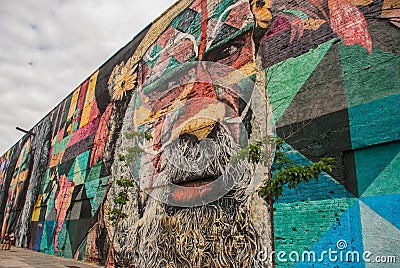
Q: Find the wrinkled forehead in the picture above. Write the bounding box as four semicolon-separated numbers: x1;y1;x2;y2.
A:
141;0;254;80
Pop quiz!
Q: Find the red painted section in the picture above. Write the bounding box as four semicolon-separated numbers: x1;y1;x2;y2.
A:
198;0;208;60
67;116;101;148
53;175;74;254
171;182;212;202
156;27;176;48
88;98;101;123
89;103;113;167
328;0;372;53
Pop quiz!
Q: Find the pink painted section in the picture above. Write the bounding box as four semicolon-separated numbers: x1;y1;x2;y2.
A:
67;116;101;148
89;103;113;167
328;0;372;53
53;175;74;254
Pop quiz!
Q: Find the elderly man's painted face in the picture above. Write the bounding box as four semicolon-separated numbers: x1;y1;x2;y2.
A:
129;0;264;206
111;3;272;266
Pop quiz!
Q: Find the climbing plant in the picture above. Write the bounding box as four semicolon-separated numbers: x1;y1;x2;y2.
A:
108;131;152;231
233;136;335;267
257;137;335;200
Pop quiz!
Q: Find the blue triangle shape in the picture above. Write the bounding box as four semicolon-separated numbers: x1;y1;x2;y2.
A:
295;201;364;267
275;143;353;203
361;194;400;230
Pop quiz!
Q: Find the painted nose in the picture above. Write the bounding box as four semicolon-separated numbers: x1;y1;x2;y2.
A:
171;98;226;141
171;65;224;141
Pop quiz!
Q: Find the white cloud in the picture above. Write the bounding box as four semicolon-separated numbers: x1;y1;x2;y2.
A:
0;0;177;154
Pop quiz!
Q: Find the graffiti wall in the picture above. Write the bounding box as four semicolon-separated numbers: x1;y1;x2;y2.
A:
0;0;399;267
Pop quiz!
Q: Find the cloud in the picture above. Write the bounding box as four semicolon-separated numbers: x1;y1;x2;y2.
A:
0;0;177;154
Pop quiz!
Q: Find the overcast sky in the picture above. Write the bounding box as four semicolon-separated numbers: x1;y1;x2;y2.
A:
0;0;177;155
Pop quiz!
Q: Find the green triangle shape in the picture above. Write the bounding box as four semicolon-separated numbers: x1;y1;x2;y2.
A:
40;169;51;194
85;163;103;215
71;158;84;185
77;150;90;179
362;151;400;197
53;135;72;155
90;176;109;216
340;44;400;108
166;56;181;72
277;43;347;127
85;161;102;182
67;160;76;179
355;142;400;196
61;224;73;258
150;43;162;58
85;178;99;205
186;12;202;40
169;8;187;29
267;39;334;122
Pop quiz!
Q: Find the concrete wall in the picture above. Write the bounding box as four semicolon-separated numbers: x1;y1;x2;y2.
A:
0;0;399;267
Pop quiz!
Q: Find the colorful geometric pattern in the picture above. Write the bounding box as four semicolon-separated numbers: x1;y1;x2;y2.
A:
271;16;400;266
0;0;398;266
26;69;113;257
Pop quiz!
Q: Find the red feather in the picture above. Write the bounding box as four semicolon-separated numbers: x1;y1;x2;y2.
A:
328;0;372;53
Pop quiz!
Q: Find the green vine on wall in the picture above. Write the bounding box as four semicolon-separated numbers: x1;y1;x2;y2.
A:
258;137;335;201
233;136;335;200
108;178;134;226
232;136;335;267
109;131;152;227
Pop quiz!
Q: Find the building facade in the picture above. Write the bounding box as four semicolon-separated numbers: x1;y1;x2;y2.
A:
0;0;399;267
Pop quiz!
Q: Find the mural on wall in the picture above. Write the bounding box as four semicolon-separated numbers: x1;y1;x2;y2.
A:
0;0;398;267
28;70;115;258
105;0;399;267
109;0;271;266
1;138;32;237
0;150;10;196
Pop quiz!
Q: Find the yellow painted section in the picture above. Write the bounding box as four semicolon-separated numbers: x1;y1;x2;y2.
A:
171;102;226;141
349;0;373;5
10;170;29;187
134;106;151;126
381;0;400;28
31;194;43;221
80;70;99;128
67;86;80;125
141;80;195;124
251;0;272;28
49;151;65;168
215;62;256;86
130;0;193;65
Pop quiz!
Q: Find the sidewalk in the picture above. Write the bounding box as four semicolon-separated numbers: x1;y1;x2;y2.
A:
0;247;103;268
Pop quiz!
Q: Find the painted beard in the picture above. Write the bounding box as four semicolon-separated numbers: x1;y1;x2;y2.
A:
113;125;268;267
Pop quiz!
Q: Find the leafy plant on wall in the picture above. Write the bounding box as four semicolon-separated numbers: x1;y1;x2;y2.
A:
107;131;152;265
233;136;335;266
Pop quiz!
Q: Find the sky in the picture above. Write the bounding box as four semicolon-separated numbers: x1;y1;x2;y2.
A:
0;0;177;155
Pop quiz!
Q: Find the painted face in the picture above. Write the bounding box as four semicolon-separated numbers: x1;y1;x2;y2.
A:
111;5;273;264
128;0;264;207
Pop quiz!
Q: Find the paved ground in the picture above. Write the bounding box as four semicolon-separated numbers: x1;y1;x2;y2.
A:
0;247;103;268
